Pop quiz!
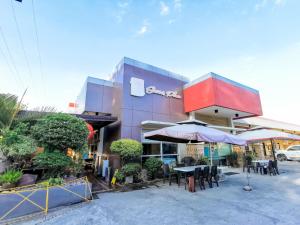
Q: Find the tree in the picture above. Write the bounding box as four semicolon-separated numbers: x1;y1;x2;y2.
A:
31;113;89;153
110;139;143;164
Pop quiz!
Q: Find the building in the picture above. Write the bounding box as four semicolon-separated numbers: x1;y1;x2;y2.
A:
75;57;263;166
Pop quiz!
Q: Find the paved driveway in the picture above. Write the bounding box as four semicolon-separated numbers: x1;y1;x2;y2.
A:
21;161;300;225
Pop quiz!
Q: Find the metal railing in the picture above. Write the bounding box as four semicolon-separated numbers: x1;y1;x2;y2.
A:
0;176;92;222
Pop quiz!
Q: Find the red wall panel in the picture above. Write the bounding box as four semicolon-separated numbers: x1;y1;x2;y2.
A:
183;77;263;116
183;78;215;112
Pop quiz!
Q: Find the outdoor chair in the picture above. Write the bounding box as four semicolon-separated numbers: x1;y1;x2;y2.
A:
268;160;276;176
163;164;178;185
181;157;195;166
243;158;255;173
255;162;263;175
209;165;219;188
200;166;211;189
194;167;204;190
272;160;280;175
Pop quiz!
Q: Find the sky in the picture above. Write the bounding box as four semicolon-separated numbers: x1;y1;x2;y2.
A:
0;0;300;124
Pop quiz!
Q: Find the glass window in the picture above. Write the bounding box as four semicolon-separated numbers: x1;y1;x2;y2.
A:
162;143;177;155
142;143;160;155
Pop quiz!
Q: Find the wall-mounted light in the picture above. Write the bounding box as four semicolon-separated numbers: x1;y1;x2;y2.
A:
214;109;219;114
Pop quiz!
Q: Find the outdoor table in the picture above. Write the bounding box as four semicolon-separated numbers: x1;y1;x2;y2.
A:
252;160;269;174
252;160;269;167
173;165;207;189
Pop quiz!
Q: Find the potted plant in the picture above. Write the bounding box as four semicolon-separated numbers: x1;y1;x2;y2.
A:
0;169;22;189
144;157;163;180
121;163;141;184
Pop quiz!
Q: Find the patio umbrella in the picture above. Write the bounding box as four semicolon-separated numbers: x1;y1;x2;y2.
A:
237;129;300;159
144;124;246;145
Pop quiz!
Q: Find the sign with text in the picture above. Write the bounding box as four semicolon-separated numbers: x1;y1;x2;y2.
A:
130;77;181;99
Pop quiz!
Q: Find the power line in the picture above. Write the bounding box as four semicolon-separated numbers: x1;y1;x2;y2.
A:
31;0;47;99
0;26;25;89
0;38;23;90
10;0;34;86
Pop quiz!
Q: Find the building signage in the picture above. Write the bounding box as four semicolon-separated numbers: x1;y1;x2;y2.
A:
130;77;181;99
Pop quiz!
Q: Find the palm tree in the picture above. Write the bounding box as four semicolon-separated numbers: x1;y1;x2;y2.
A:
0;90;26;132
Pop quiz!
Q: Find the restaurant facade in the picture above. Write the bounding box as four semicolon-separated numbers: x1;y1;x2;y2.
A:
75;57;263;165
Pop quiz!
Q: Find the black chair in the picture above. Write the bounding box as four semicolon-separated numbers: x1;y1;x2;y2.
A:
255;162;263;175
181;157;195;166
268;160;276;176
194;167;204;190
163;164;178;185
209;166;219;187
272;160;280;175
200;166;211;189
243;157;255;173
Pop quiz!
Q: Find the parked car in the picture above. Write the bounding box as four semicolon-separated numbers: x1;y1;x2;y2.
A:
275;145;300;161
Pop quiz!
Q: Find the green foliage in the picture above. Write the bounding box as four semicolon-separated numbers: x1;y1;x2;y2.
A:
0;129;36;166
121;163;141;177
110;139;143;163
0;93;19;131
48;177;64;186
31;113;89;153
33;151;72;178
114;170;125;183
197;156;209;165
144;157;162;179
0;169;22;185
226;152;239;167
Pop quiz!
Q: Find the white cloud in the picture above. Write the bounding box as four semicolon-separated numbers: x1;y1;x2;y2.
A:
174;0;182;11
160;1;170;16
255;0;268;11
255;0;286;11
115;0;130;23
137;21;150;36
274;0;286;6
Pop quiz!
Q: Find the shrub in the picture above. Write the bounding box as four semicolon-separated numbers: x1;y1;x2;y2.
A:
114;170;125;183
121;163;141;177
48;177;64;186
110;139;143;163
144;157;162;179
0;129;36;168
31;113;89;153
33;151;72;178
0;169;22;185
227;152;238;167
197;156;209;165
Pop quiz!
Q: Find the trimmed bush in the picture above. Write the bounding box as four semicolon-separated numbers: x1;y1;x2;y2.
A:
110;139;143;163
31;113;88;153
121;163;141;177
144;157;162;179
33;151;72;178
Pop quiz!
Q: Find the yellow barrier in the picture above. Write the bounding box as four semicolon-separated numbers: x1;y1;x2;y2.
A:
0;176;92;222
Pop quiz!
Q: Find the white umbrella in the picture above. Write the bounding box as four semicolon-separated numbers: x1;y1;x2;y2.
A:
237;129;300;159
237;129;300;142
144;124;246;145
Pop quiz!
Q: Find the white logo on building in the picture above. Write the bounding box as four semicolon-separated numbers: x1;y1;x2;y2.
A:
130;77;181;99
130;77;145;97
